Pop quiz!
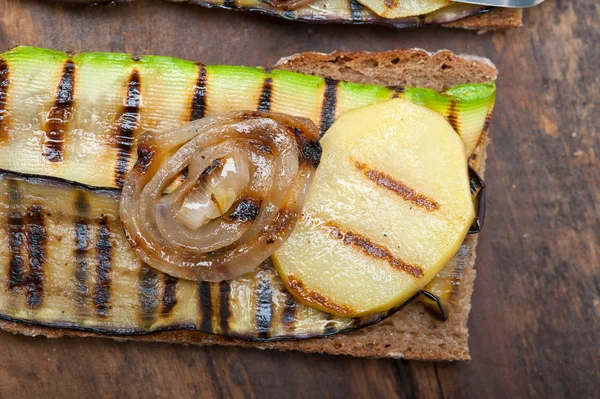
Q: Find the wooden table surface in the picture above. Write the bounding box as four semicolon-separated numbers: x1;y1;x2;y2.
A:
0;0;598;397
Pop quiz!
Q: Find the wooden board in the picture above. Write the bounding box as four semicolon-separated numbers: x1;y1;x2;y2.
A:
0;0;598;397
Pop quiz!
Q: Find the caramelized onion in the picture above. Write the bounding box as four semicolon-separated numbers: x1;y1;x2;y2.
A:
120;111;322;282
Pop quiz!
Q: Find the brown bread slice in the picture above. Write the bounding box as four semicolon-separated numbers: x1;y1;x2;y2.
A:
445;7;523;31
0;49;496;360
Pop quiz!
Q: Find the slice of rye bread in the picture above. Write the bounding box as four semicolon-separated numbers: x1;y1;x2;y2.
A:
445;7;523;31
0;49;496;361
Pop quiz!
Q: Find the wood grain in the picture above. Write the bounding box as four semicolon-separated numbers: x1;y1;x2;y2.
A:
0;0;598;398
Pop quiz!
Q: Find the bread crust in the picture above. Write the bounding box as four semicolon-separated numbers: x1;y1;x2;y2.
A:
445;8;523;31
0;49;496;360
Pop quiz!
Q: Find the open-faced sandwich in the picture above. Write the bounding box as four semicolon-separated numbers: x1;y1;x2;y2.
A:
0;46;496;360
61;0;524;30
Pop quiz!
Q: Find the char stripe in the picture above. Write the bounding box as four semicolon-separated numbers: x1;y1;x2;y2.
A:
327;223;424;279
190;65;208;121
162;274;178;316
24;205;46;309
258;77;273;112
94;217;113;317
223;0;236;7
282;294;297;331
323;313;337;336
139;264;159;327
219;281;231;334
74;190;91;311
446;100;460;134
320;78;338;135
0;59;9;141
114;70;141;188
255;274;273;338
7;179;24;289
355;161;439;210
43;60;76;163
199;282;213;332
349;0;364;21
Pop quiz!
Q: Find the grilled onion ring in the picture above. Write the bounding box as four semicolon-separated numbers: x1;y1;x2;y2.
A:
120;111;322;282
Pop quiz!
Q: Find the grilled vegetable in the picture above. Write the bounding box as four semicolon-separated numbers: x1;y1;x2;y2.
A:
120;111;321;282
0;47;494;339
0;169;402;339
357;0;451;19
177;0;491;29
272;99;474;317
0;46;494;189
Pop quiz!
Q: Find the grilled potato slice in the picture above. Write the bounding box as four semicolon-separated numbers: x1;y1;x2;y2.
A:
358;0;452;19
272;98;474;317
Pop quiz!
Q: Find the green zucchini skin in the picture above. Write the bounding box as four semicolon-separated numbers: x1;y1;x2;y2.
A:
0;46;494;189
0;47;494;340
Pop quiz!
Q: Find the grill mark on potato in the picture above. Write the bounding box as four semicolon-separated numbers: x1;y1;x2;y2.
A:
162;274;178;316
24;205;46;309
223;0;236;7
287;276;354;316
258;77;273;112
74;190;91;311
446;100;460;134
355;161;439;211
190;64;208;121
114;70;141;188
43;60;76;163
94;217;112;317
326;223;424;279
349;0;364;21
320;78;338;134
139;264;159;327
198;282;213;332
7;179;25;289
219;281;231;334
255;273;273;338
0;59;9;142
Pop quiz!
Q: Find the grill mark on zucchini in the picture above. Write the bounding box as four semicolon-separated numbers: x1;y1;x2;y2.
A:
190;65;208;121
6;179;25;290
198;281;213;332
326;223;424;279
323;313;337;336
349;0;364;21
0;59;9;142
320;78;338;134
446;100;460;134
113;70;141;188
94;217;112;317
162;274;178;316
218;281;231;334
23;205;46;309
255;272;273;338
43;60;76;163
258;77;273;112
74;191;91;312
139;264;159;327
354;161;439;211
282;294;297;332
